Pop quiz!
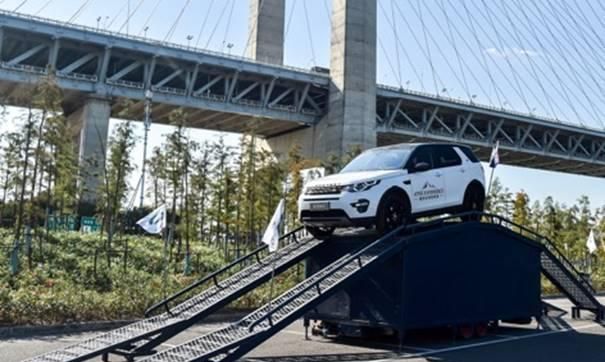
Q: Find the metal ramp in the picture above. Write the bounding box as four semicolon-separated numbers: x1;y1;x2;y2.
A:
142;213;605;362
481;214;604;321
138;224;410;362
24;227;325;362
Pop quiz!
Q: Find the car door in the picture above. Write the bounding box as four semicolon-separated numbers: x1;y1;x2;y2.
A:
432;145;464;207
406;146;446;213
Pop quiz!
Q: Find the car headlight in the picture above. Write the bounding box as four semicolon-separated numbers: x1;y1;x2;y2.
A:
344;179;381;192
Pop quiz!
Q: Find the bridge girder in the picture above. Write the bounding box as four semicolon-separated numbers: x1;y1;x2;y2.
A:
1;11;605;177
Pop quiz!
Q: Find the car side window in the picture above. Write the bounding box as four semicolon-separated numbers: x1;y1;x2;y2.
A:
406;146;433;171
433;146;462;169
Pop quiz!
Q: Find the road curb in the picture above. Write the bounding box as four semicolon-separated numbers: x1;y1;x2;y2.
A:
0;310;252;339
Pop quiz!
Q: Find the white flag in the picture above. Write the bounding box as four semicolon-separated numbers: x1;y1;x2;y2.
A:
262;199;285;252
489;141;500;168
137;204;167;234
586;229;598;254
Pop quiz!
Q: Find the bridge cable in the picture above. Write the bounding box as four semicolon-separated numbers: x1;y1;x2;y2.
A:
493;0;565;121
13;0;28;12
407;0;476;101
194;0;214;48
498;0;596;123
464;0;532;114
459;0;535;111
472;0;556;118
435;0;472;102
284;0;297;42
106;2;128;30
569;0;605;60
414;0;439;95
502;0;593;125
67;0;92;24
433;0;504;107
302;0;317;66
377;0;426;91
220;0;236;52
410;0;482;102
388;1;446;93
542;0;605;84
163;0;191;42
507;0;588;126
378;36;403;92
204;0;230;49
547;0;605;88
443;0;506;108
389;1;403;87
118;0;147;34
538;0;605;127
241;0;265;57
520;0;604;127
34;0;53;16
587;0;605;32
137;0;163;36
559;0;605;69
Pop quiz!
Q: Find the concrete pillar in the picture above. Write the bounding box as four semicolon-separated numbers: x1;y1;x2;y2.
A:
267;0;377;159
68;97;111;208
247;0;285;65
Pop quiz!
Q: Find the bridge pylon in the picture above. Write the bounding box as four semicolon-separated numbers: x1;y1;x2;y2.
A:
67;96;110;211
263;0;378;159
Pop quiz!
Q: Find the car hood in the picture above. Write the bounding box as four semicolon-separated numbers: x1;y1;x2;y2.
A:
306;170;405;187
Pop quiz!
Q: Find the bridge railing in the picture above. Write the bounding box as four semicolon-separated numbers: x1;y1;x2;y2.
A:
0;9;328;78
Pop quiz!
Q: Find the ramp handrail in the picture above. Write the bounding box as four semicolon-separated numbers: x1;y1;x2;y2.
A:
246;219;435;331
479;213;596;294
144;226;305;317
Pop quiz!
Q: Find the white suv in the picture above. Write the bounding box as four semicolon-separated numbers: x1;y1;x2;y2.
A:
298;143;485;238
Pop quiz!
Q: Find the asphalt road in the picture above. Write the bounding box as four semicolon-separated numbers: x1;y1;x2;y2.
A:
2;296;605;362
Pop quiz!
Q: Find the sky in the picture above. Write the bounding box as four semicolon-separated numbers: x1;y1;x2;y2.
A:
0;0;604;209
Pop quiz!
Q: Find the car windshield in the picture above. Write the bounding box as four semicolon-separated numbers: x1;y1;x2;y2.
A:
340;148;411;173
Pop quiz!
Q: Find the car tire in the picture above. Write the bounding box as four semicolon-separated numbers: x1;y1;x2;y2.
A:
306;226;335;240
376;191;411;235
462;183;485;220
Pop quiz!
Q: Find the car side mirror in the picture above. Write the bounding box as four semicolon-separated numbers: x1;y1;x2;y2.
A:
412;161;431;173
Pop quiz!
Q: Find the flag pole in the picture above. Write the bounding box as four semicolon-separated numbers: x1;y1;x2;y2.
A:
486;141;499;207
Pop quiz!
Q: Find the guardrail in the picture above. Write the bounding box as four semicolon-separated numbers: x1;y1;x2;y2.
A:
0;9;327;77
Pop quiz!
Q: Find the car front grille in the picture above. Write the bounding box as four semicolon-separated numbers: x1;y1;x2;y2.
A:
305;184;344;195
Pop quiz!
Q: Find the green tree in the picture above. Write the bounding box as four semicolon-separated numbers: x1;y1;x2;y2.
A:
512;190;531;227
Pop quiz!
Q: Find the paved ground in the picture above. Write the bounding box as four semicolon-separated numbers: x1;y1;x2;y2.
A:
2;297;605;362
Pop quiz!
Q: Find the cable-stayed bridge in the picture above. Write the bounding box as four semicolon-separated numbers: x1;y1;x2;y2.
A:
0;1;604;203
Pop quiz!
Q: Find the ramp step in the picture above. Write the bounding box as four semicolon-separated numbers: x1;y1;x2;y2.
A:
541;252;600;311
24;230;315;362
140;228;402;362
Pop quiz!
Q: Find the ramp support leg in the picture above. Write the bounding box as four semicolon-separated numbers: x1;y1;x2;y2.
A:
102;352;108;362
304;317;310;340
571;307;581;319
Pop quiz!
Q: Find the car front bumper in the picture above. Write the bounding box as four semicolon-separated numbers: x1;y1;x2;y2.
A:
298;192;378;227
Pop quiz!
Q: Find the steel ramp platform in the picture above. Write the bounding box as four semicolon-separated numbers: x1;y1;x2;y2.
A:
24;228;325;362
138;225;410;362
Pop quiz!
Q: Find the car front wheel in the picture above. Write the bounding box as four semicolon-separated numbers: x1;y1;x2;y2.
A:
376;192;411;235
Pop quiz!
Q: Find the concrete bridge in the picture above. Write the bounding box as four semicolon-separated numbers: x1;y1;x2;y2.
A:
0;1;604;203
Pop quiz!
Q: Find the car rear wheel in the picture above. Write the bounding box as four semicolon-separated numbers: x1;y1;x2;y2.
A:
306;226;335;240
463;184;485;220
376;192;411;235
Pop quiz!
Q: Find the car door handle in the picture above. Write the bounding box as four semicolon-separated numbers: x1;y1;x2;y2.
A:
435;172;443;177
403;180;411;185
460;168;466;173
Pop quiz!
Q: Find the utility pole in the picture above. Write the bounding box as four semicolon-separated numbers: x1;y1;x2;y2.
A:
140;90;153;208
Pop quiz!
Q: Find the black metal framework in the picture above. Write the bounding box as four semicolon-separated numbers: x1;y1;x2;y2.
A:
23;227;327;362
